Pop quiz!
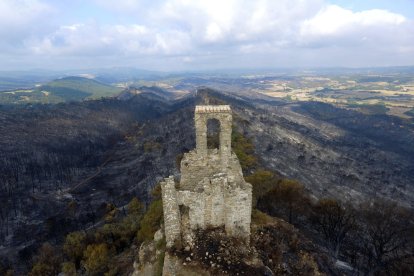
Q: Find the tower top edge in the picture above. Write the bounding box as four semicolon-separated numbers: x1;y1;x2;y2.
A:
195;105;231;113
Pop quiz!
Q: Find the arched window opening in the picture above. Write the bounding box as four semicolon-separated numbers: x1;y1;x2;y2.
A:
207;118;220;149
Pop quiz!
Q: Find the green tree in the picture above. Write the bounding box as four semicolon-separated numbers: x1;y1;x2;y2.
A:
61;262;76;276
231;130;257;172
127;197;144;216
63;231;87;267
94;197;145;252
104;203;118;223
29;243;61;276
245;169;279;206
258;179;308;224
82;243;110;275
30;263;55;276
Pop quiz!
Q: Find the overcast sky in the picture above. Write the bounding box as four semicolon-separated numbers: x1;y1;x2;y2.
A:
1;0;414;71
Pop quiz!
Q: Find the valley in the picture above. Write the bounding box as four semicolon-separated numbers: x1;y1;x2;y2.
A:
0;70;413;274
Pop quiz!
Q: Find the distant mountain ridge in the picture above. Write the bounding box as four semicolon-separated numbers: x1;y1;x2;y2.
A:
41;76;122;99
0;76;122;104
117;85;175;101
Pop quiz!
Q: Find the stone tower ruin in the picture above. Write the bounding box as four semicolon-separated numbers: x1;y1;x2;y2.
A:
161;105;252;249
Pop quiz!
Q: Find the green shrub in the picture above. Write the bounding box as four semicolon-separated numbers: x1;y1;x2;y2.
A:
258;178;308;224
151;184;162;201
245;169;280;206
61;262;76;276
29;243;61;276
104;203;119;223
154;250;165;276
30;263;56;276
291;252;322;276
127;197;144;216
251;209;274;226
63;231;87;266
82;243;110;275
231;130;257;172
137;200;163;243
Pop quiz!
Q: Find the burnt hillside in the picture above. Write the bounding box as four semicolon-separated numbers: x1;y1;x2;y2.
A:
1;88;414;273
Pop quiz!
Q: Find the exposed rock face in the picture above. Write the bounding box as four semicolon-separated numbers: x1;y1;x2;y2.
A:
132;214;334;276
161;105;252;250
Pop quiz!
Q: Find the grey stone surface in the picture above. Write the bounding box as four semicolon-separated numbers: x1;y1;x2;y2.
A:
160;176;181;248
161;105;252;250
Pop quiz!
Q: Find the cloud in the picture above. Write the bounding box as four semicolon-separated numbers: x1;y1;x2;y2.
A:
301;5;405;37
0;0;52;27
297;4;414;66
27;22;192;57
0;0;413;69
154;0;324;45
299;4;408;48
93;0;153;13
0;0;54;50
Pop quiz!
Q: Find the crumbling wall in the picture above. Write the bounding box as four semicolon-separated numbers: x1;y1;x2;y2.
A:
224;184;252;237
179;150;245;191
161;105;252;251
160;176;181;248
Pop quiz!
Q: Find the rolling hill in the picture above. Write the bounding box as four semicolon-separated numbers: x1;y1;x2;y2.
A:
0;76;123;104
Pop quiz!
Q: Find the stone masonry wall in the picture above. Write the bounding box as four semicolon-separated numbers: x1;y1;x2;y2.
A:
161;105;252;250
179;150;245;191
160;176;181;248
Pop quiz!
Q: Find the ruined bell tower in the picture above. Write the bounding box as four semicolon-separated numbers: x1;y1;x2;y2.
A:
160;105;252;249
194;105;232;167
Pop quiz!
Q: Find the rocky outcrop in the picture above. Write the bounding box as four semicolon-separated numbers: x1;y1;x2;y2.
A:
133;212;335;276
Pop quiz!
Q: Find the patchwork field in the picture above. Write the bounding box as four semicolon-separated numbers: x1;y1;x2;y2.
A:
254;75;414;118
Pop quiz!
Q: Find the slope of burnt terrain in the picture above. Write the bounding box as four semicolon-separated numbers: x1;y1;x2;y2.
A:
244;100;414;206
1;88;413;273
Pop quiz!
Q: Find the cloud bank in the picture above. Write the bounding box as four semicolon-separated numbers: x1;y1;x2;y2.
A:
0;0;413;70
